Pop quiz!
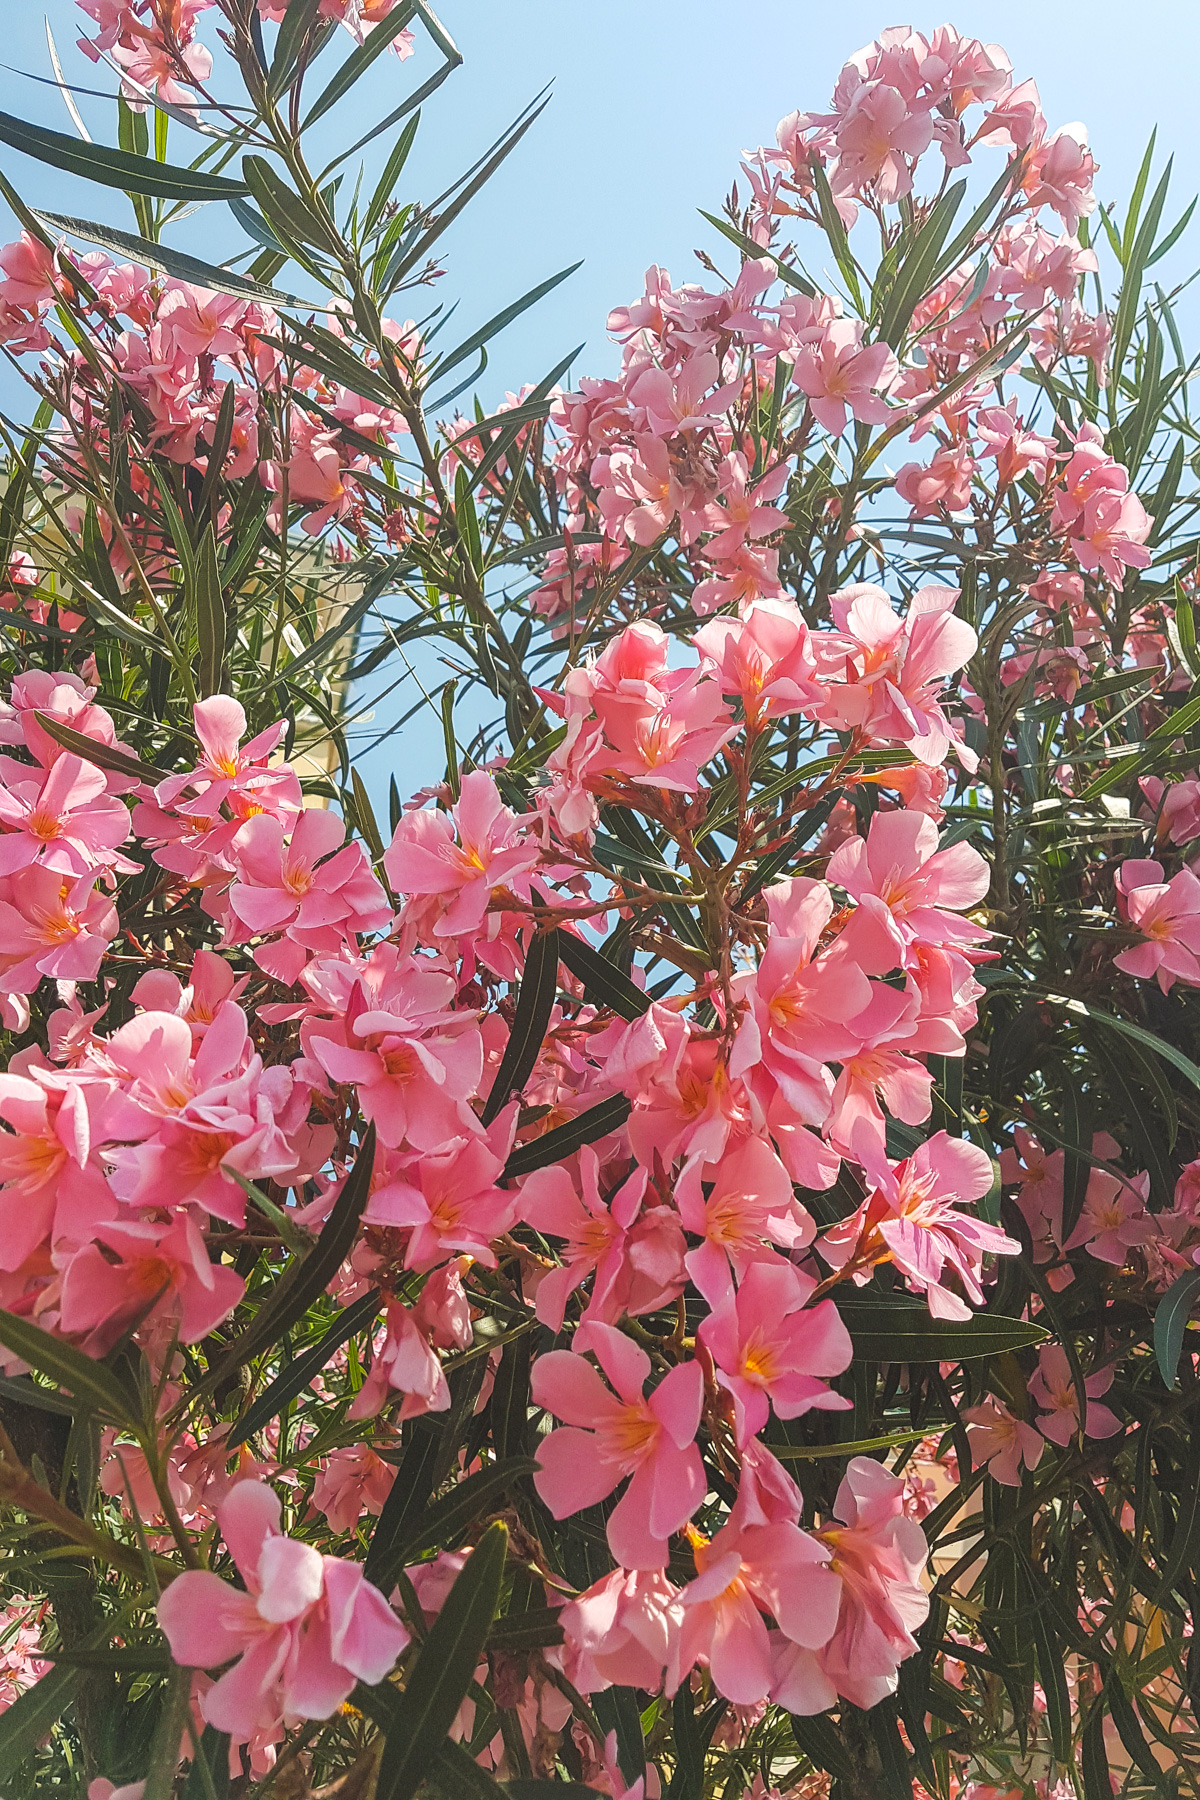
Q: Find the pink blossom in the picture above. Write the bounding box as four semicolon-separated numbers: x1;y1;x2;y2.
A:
1064;1168;1152;1266
157;1480;408;1741
1113;858;1200;991
692;600;823;728
819;1131;1018;1318
698;1258;852;1441
964;1397;1045;1486
1029;1344;1121;1445
59;1213;244;1352
812;1456;929;1708
311;1444;397;1533
0;869;118;993
678;1519;841;1706
558;1567;683;1693
1023;124;1097;232
895;442;976;518
826;808;990;971
383;771;540;939
677;1133;817;1307
0;754;132;877
532;1324;706;1568
793;320;897;436
363;1121;517;1270
348;1299;449;1421
228;808;391;961
0;1070;114;1273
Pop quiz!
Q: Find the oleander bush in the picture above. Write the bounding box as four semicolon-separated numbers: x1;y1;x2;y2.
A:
0;8;1196;1799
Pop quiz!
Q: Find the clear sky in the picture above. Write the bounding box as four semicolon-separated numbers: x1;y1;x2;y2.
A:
1;3;1198;798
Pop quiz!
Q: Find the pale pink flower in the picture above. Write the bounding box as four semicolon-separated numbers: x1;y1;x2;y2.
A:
692;600;823;728
348;1300;449;1421
59;1213;244;1352
819;1131;1018;1319
895;442;976;518
383;771;541;938
0;869;118;993
698;1258;852;1441
311;1444;396;1533
557;1567;683;1693
793;320;897;436
1114;858;1200;991
157;1480;408;1741
813;1457;930;1708
363;1122;516;1270
0;754;132;877
964;1397;1045;1487
1029;1344;1121;1445
677;1133;816;1307
826;808;990;971
1064;1168;1152;1266
532;1324;705;1568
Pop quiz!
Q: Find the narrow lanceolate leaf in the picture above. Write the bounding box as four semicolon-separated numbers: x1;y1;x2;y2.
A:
369;1457;537;1589
373;1521;508;1800
1154;1266;1200;1388
227;1288;380;1449
835;1300;1048;1362
0;1309;140;1422
0;1661;80;1766
503;1094;632;1180
432;263;582;386
0;110;249;199
558;931;650;1022
205;1126;377;1388
33;713;171;783
481;929;561;1125
36;211;304;307
195;524;225;699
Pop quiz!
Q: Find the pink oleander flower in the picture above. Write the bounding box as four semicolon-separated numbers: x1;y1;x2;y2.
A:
826;807;990;972
383;770;541;939
1113;858;1200;992
0;868;118;994
0;1069;114;1274
819;1131;1019;1320
692;599;824;728
362;1120;517;1271
59;1213;244;1353
518;1150;685;1331
698;1258;852;1441
792;319;898;436
0;753;132;877
228;807;391;970
1022;123;1097;232
1064;1168;1153;1266
1029;1344;1121;1445
964;1397;1045;1487
557;1567;684;1694
677;1518;841;1706
818;581;979;770
311;1444;397;1533
895;442;976;519
677;1133;817;1307
812;1456;930;1709
155;696;292;812
348;1299;449;1421
157;1480;408;1742
532;1322;706;1568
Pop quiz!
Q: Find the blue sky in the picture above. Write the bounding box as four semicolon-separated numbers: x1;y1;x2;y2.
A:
0;3;1197;799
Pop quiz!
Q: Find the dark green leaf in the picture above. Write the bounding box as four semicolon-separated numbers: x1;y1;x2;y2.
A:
383;1458;537;1574
194;524;225;699
558;931;649;1022
364;1422;440;1589
1031;1604;1071;1762
36;211;301;305
835;1299;1048;1362
486;1606;565;1653
227;1288;380;1449
0;109;248;199
790;1712;852;1782
0;1374;75;1416
204;1127;376;1390
374;1520;508;1800
877;181;966;347
503;1094;632;1181
280;573;386;680
592;1688;645;1789
33;712;170;782
1106;1671;1165;1782
0;1309;140;1422
241;155;332;276
434;264;582;385
481;930;560;1125
1154;1267;1200;1388
364;114;422;237
1080;1702;1111;1800
267;0;325;98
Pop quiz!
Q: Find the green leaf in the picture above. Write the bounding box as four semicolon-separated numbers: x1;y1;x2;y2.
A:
0;1661;79;1766
434;264;582;387
32;711;170;782
304;3;419;128
808;155;864;313
374;1521;508;1800
281;572;387;680
698;210;815;295
0;1309;140;1422
1034;987;1200;1094
503;1094;632;1181
350;767;387;863
0;109;248;199
227;1288;379;1449
486;1606;565;1653
768;1425;933;1460
375;1458;536;1583
482;931;561;1125
440;678;461;801
1154;1266;1200;1388
241;155;332;278
364;114;423;236
204;1126;377;1390
790;1712;853;1783
37;210;302;306
453;465;484;577
1080;1702;1112;1800
194;524;225;699
558;931;649;1022
364;1422;441;1588
1030;1603;1071;1762
1105;1671;1165;1782
0;1374;75;1416
877;180;967;348
834;1299;1048;1362
267;0;327;99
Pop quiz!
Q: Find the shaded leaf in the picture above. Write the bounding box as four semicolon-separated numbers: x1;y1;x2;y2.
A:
481;930;560;1125
33;712;170;782
0;1661;79;1766
227;1288;380;1449
0;109;248;198
1154;1266;1200;1389
0;1308;140;1423
303;3;419;128
558;931;650;1022
37;211;302;306
503;1094;632;1181
835;1299;1048;1362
